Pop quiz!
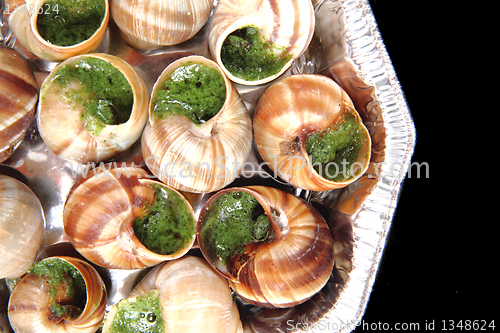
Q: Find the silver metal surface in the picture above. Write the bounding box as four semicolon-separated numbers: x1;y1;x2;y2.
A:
0;0;415;332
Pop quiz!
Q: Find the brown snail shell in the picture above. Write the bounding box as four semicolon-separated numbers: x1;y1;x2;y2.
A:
8;0;109;62
142;55;252;193
0;174;45;279
63;164;196;269
110;0;213;50
0;44;39;163
103;256;243;333
7;256;107;333
37;53;149;163
253;74;372;191
197;186;335;308
208;0;315;85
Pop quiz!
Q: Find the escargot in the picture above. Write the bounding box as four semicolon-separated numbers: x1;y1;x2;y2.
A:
8;256;107;333
198;186;335;308
142;55;252;193
8;0;109;62
253;74;371;191
0;44;39;163
0;174;44;279
103;256;243;333
37;53;149;164
208;0;315;85
63;164;197;269
110;0;213;50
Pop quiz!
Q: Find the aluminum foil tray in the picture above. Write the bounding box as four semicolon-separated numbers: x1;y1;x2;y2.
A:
0;0;416;332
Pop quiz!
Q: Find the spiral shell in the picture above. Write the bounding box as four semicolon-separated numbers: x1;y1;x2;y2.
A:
103;256;243;333
0;175;44;279
37;53;149;163
63;164;196;269
8;0;109;62
253;74;371;191
0;44;39;163
110;0;212;50
142;55;252;193
208;0;315;85
198;186;335;308
8;256;107;333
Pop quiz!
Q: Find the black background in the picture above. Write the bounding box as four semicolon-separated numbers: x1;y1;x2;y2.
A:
353;0;494;330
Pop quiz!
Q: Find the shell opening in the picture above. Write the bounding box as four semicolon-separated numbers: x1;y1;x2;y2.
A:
151;62;227;125
132;183;196;256
220;25;292;82
305;104;369;183
198;190;275;280
34;0;107;47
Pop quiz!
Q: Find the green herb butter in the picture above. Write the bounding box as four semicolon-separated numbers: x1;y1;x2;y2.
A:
306;107;368;182
133;184;195;256
52;56;133;136
201;191;273;265
153;62;226;124
37;0;106;46
29;258;87;320
220;26;292;81
109;292;165;333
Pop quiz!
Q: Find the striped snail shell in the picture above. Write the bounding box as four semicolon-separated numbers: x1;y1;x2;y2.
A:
103;256;243;333
0;174;45;279
8;256;107;333
63;164;197;269
142;55;252;193
8;0;109;62
253;74;371;191
197;186;335;308
0;44;38;163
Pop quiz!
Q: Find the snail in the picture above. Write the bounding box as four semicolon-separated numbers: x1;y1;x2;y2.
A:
253;74;371;191
208;0;315;85
142;55;252;193
103;256;243;333
8;0;109;62
110;0;213;50
63;164;197;269
0;174;45;279
0;44;39;163
8;256;107;333
36;53;149;164
197;186;335;308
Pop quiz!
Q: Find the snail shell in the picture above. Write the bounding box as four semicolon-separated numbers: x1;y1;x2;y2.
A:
208;0;315;85
253;74;371;191
8;256;107;333
37;53;149;163
110;0;213;50
8;0;109;62
103;256;243;333
142;55;252;193
0;174;44;279
197;186;335;308
0;44;39;163
63;164;197;269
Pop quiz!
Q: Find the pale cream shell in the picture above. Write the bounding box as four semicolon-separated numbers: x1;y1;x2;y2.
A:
253;74;372;191
7;256;107;333
110;0;213;49
63;164;196;269
142;55;252;193
103;256;243;333
208;0;315;85
197;186;335;308
0;44;39;163
8;0;109;62
37;53;149;164
0;175;44;279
